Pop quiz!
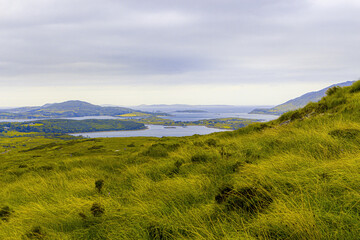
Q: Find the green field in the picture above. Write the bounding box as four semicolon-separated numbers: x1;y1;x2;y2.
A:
1;83;360;239
0;119;146;134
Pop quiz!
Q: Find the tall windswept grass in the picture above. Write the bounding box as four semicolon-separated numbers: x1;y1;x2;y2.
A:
1;82;360;238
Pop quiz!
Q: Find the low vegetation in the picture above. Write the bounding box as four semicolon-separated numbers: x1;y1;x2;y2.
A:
133;116;260;130
1;82;360;239
0;119;146;134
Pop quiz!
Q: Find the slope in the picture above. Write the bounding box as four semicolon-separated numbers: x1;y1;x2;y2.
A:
1;82;360;239
250;80;354;115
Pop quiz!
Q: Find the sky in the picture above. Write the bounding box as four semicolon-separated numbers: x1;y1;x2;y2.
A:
0;0;359;107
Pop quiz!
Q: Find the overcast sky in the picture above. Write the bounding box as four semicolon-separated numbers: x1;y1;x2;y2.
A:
0;0;359;107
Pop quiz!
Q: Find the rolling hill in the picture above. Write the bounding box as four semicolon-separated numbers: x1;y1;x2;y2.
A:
0;100;144;119
250;81;355;115
0;119;146;134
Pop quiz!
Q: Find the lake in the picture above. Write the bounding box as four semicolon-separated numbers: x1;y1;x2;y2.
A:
69;125;229;138
132;105;278;122
0;106;278;137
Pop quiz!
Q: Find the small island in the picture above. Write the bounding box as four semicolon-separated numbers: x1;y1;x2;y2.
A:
174;110;208;113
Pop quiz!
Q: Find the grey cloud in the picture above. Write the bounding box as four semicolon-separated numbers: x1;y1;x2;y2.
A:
0;0;359;86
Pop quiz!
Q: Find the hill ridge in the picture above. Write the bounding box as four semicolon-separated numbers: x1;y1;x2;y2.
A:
250;80;355;115
0;100;140;119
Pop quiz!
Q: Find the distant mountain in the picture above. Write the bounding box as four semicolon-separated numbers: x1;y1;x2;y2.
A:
132;104;270;114
0;100;142;119
250;81;355;115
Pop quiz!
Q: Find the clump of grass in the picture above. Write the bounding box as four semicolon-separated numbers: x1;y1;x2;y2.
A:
147;223;173;240
143;143;170;158
215;186;234;204
205;138;218;147
127;143;136;147
90;202;105;217
21;142;57;152
215;186;272;212
219;146;233;159
278;110;302;122
37;165;54;171
191;152;214;162
329;128;360;139
95;179;104;193
169;160;183;176
88;145;104;150
243;148;262;162
79;212;87;220
143;143;181;158
231;161;243;172
0;206;12;221
25;226;46;239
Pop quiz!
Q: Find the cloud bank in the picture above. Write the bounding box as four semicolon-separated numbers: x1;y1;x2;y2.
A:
0;0;359;105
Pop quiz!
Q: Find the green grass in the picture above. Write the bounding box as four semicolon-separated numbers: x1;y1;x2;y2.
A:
2;82;360;239
127;116;259;130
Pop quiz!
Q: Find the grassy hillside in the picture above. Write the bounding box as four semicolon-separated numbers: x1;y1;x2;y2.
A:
250;81;354;115
1;82;360;239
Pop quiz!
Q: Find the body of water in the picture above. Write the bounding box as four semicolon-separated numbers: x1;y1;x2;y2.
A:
0;106;278;137
133;105;278;122
69;125;229;138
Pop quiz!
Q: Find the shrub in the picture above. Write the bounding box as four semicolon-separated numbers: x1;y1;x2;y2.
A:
289;111;303;121
323;95;347;110
315;102;329;113
90;202;105;217
326;86;340;96
278;111;295;122
252;123;269;131
95;179;104;193
302;102;318;113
